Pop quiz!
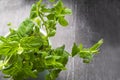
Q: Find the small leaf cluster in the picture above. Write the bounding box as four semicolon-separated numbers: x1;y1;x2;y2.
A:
72;39;103;63
0;0;103;80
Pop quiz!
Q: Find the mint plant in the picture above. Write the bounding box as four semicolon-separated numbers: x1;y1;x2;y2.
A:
0;0;103;80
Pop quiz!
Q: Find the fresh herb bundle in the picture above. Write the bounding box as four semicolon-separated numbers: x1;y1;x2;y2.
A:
0;0;103;80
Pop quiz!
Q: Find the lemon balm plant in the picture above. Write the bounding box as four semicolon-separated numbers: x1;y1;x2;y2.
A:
0;0;103;80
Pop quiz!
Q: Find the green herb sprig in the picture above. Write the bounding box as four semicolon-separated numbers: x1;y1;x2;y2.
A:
0;0;103;80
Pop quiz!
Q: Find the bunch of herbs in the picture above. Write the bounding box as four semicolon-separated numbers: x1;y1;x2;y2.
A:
0;0;103;80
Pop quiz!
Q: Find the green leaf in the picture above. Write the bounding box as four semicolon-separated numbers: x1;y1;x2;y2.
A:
46;69;61;80
54;45;65;55
9;28;16;34
79;44;83;50
54;45;69;66
58;17;68;26
90;39;103;50
62;8;72;15
17;46;24;55
20;36;43;49
46;20;56;37
79;49;93;63
83;59;90;63
3;56;23;76
30;11;38;19
48;29;56;37
72;43;80;57
31;4;37;12
17;19;35;37
54;0;63;13
7;22;12;26
30;4;38;19
0;38;19;56
33;17;41;26
47;14;55;20
0;36;8;43
49;0;55;2
37;0;42;7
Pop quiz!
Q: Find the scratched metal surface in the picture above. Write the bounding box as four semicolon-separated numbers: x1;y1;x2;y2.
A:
0;0;120;80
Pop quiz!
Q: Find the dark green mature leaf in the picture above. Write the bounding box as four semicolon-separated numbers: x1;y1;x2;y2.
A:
31;4;37;12
30;11;38;19
46;69;61;80
20;36;43;49
45;54;66;70
46;20;56;37
58;17;68;26
47;14;55;20
79;51;93;63
54;0;63;14
48;29;56;37
72;43;80;57
17;19;35;37
0;36;9;43
5;28;20;41
3;56;23;76
30;4;38;19
54;45;69;66
0;37;19;56
54;45;65;55
83;59;91;63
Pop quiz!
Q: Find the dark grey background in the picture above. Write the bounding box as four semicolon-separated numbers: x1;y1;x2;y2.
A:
0;0;120;80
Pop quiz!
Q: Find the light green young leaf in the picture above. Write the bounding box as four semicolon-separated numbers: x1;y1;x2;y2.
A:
33;17;41;26
7;22;12;26
37;0;42;7
62;8;72;15
79;49;93;63
90;39;103;50
79;43;83;50
17;46;23;55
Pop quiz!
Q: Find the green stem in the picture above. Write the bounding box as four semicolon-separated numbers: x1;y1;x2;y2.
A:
38;13;49;36
80;50;98;53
